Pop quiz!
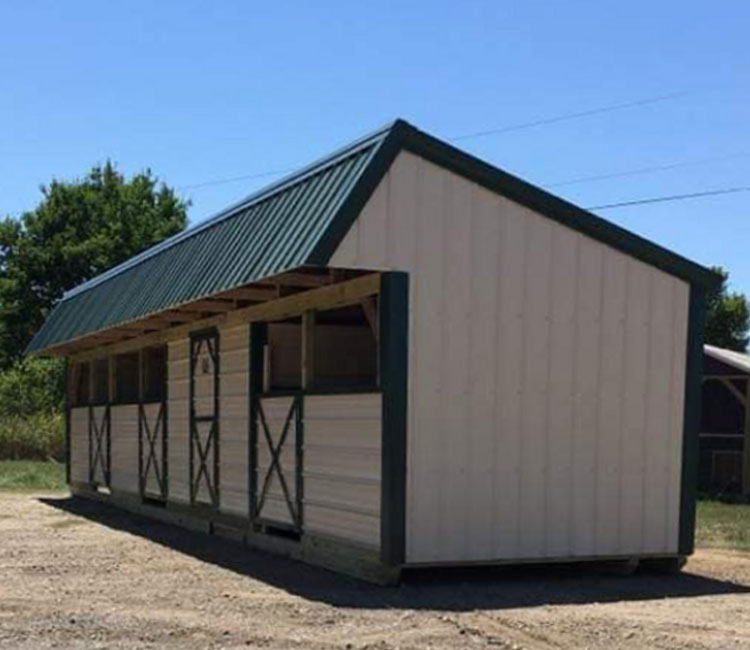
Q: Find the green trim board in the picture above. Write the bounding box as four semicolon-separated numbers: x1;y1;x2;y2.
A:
679;285;706;555
248;322;267;523
29;119;718;355
64;360;71;485
188;327;221;510
378;272;409;566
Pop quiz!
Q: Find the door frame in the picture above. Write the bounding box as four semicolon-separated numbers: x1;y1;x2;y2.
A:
189;327;220;509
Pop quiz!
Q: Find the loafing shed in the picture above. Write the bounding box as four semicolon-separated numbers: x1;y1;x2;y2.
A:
29;119;718;583
700;344;750;495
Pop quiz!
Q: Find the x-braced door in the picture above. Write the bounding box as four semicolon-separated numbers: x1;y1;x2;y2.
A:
139;402;167;502
253;395;303;532
89;405;110;487
190;330;219;508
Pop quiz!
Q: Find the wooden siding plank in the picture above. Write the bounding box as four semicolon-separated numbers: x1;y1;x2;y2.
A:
493;202;526;559
643;271;675;552
544;223;578;557
619;260;651;553
594;251;628;555
466;186;500;560
571;238;603;557
438;169;473;560
303;393;382;548
110;405;139;495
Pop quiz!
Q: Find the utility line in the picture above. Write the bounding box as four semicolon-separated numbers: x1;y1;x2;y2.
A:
547;152;750;188
448;90;692;141
587;186;750;210
176;89;696;192
177;167;294;191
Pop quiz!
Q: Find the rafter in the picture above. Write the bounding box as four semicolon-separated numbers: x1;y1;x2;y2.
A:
177;300;235;313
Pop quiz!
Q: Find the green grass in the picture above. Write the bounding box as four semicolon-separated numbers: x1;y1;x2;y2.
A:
696;500;750;551
0;460;67;492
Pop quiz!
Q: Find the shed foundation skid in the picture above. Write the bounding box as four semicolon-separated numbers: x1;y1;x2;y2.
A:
69;482;400;585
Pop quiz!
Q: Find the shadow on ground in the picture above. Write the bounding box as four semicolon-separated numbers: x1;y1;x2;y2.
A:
40;495;750;611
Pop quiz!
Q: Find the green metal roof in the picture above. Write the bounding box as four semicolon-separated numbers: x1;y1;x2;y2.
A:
28;119;719;354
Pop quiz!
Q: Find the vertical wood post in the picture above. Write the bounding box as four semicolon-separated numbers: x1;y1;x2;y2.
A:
743;379;750;495
138;348;144;497
302;310;316;390
64;359;71;485
249;322;268;522
108;356;115;404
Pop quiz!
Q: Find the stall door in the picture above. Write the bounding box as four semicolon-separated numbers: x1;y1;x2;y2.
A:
139;402;167;502
89;405;110;487
190;330;219;507
253;395;302;532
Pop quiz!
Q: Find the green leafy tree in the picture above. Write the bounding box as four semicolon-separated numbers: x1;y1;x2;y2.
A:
705;266;750;352
0;161;188;367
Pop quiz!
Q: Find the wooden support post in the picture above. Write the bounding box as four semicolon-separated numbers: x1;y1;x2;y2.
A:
88;360;94;406
64;359;71;485
108;356;115;404
302;310;316;390
138;348;144;404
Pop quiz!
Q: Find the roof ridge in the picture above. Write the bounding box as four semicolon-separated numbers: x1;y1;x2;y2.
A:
62;119;402;301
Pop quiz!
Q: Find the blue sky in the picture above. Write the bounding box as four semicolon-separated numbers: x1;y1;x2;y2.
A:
1;2;748;290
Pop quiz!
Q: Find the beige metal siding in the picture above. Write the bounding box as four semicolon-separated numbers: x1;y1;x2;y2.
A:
70;407;88;483
330;150;690;563
303;394;381;548
219;323;249;517
110;405;138;495
168;338;190;504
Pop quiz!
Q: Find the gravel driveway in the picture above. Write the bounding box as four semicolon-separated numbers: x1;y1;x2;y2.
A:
1;492;749;649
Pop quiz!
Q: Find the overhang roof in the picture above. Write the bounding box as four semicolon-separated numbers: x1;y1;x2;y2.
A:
28;119;720;355
704;344;750;375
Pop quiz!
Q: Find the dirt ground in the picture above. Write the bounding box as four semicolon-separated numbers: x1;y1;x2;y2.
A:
2;493;750;649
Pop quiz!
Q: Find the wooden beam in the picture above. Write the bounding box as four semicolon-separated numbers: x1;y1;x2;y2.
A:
156;312;203;324
63;273;380;362
360;296;379;342
720;377;747;407
177;300;235;313
275;272;330;288
218;287;277;301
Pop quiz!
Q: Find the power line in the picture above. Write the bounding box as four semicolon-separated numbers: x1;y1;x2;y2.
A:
546;152;750;188
177;167;295;191
448;90;692;141
587;186;750;210
175;90;696;192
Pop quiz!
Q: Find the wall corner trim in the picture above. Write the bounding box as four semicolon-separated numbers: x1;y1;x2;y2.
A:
679;284;706;555
379;271;409;566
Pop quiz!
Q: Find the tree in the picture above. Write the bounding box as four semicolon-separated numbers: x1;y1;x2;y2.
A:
705;266;750;352
0;161;188;367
